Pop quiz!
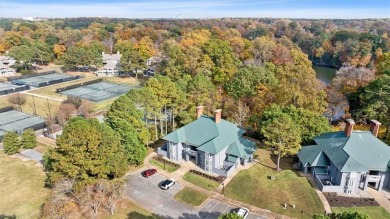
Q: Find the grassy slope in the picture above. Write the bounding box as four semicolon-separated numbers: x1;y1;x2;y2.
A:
224;149;324;219
0;152;50;219
332;206;390;219
183;172;220;191
174;187;208;207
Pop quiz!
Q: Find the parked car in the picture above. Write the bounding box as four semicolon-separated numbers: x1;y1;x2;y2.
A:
235;207;250;219
142;169;157;178
160;179;175;190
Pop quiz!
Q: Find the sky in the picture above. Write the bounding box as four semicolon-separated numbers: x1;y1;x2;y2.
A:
0;0;389;19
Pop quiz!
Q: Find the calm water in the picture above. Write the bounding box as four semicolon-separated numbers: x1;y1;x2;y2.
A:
313;66;337;85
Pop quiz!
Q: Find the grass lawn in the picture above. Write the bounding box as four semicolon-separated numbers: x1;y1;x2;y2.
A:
183;172;220;191
0;152;50;218
149;159;179;173
34;142;56;154
103;198;156;219
332;206;390;219
224;149;324;219
174;187;208;207
0;94;61;118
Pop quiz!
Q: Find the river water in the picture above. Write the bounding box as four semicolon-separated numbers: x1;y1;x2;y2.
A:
313;66;337;85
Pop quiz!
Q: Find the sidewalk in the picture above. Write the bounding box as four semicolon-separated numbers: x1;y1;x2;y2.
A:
138;152;293;219
367;188;390;213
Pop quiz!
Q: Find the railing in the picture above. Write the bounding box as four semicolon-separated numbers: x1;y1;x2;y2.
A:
157;147;167;157
315;174;343;193
367;175;381;181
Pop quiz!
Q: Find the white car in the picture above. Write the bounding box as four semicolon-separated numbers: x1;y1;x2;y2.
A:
236;207;250;219
160;179;175;190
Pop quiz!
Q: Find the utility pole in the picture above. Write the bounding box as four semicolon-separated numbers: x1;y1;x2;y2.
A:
32;95;37;116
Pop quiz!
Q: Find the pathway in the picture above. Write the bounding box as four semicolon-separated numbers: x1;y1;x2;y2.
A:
367;188;390;213
299;172;332;214
138;152;293;219
20;91;63;102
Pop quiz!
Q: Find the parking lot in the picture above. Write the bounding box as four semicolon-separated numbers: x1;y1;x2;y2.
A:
126;171;268;219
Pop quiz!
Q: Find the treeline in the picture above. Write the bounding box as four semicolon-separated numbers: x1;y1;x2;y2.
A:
0;18;389;69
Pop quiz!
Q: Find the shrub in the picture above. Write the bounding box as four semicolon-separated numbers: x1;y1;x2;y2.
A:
20;129;37;149
3;131;21;155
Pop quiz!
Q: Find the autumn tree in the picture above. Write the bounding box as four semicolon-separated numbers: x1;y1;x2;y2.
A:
44;117;128;185
331;66;376;95
20;128;37;149
349;75;390;142
7;93;26;111
272;46;326;113
2;131;20;155
376;52;390;75
57;103;77;125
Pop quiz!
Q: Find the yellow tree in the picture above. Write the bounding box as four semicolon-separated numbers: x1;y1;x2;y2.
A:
53;44;67;59
135;36;155;59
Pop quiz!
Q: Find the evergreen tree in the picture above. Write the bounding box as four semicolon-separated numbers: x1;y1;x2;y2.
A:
218;212;243;219
3;131;20;155
44;117;128;184
108;118;147;165
20;129;37;149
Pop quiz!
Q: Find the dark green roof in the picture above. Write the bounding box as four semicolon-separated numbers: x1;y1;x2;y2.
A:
163;115;255;158
298;131;390;172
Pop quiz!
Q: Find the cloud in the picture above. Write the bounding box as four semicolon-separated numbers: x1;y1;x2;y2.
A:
0;0;388;19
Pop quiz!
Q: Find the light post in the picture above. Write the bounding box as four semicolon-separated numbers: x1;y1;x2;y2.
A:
222;183;225;195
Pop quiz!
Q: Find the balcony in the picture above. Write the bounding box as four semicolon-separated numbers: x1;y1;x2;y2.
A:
315;174;342;193
366;175;381;181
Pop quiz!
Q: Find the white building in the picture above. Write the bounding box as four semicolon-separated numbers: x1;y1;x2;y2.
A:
0;55;16;76
94;52;121;77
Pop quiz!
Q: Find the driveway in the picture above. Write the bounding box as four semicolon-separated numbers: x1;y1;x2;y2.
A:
125;172;268;219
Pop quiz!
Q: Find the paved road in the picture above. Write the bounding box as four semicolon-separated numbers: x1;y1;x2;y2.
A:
126;172;268;219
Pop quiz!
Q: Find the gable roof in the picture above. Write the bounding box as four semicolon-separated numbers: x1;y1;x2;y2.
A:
163;115;255;158
298;130;390;172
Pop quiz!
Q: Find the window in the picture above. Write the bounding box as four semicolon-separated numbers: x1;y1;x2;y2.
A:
205;153;212;172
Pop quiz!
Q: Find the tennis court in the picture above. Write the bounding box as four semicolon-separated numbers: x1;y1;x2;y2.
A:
0;110;46;141
0;82;29;95
60;81;136;102
11;73;81;87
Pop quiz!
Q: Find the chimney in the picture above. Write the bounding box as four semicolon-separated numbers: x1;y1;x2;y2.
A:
370;120;381;137
196;106;204;118
214;109;222;124
345;119;355;137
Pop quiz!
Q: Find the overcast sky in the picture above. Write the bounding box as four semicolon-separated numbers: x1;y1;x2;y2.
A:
0;0;389;19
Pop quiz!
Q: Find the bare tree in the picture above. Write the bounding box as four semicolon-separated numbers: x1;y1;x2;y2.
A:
233;100;250;127
79;100;93;118
7;93;27;111
324;88;350;123
102;33;114;54
103;180;125;215
331;66;376;95
57;103;77;125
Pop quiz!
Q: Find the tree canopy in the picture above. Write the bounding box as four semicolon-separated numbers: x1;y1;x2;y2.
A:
44;117;128;185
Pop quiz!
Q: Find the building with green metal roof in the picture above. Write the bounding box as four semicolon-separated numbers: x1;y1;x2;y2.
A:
297;119;390;194
157;106;256;176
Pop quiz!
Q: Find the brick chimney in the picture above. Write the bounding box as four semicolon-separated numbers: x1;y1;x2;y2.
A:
345;119;355;137
370;120;381;137
214;109;222;124
196;106;204;118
